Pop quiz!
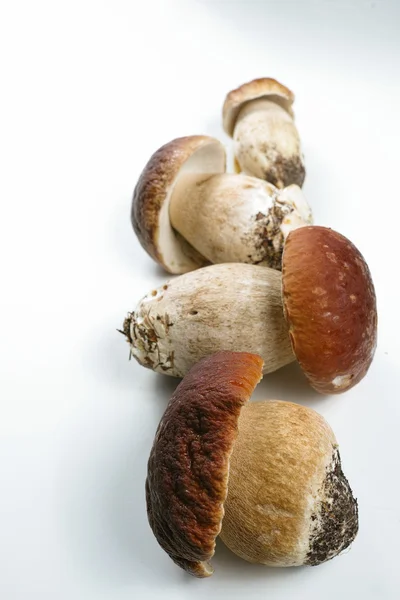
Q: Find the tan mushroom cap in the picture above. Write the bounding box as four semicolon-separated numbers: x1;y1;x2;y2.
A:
145;351;264;577
223;77;295;137
131;135;226;274
282;226;377;394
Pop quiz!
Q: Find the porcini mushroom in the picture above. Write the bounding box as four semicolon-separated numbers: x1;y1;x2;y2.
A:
223;78;305;188
123;263;294;377
131;135;312;274
123;226;377;393
146;351;358;577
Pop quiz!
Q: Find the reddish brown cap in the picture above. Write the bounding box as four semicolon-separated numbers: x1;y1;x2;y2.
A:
145;351;263;577
282;226;377;394
131;135;226;274
223;78;295;137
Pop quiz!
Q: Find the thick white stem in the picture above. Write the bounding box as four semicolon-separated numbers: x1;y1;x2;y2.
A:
170;173;312;269
126;263;295;377
233;98;305;188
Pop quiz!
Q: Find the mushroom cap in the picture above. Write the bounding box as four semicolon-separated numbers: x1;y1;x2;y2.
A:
220;400;358;566
223;78;295;137
131;135;226;274
146;351;264;577
282;226;377;394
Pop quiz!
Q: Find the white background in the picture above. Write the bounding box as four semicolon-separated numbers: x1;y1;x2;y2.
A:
1;0;399;598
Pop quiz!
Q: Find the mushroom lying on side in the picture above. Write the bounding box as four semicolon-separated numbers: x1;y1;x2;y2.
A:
131;135;312;274
223;78;305;188
123;263;294;377
123;226;377;393
146;351;359;577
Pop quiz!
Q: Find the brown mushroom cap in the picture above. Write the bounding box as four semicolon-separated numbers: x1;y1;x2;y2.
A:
222;77;295;137
131;135;226;274
282;226;377;394
145;351;263;577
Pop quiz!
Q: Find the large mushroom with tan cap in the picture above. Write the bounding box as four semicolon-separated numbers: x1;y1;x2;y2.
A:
122;226;377;394
131;135;312;274
146;351;359;577
223;78;306;188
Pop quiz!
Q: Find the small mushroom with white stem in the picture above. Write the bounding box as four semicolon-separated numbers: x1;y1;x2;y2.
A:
223;78;305;188
146;351;359;577
131;135;312;274
122;226;377;393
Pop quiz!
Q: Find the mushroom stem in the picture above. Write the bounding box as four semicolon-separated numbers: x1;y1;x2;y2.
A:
124;263;295;377
170;173;311;269
233;98;305;188
220;400;358;567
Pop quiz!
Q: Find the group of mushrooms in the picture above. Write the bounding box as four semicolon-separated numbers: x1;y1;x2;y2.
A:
122;78;377;577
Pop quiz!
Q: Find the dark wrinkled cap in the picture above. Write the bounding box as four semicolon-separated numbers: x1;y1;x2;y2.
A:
145;351;263;577
282;226;377;394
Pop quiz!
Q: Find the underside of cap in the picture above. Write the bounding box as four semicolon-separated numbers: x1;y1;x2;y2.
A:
145;351;264;577
282;226;377;394
223;78;295;137
131;135;226;274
